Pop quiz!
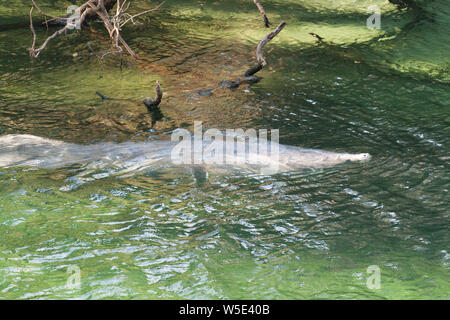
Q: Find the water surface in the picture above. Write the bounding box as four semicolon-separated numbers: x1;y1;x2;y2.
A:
0;0;448;299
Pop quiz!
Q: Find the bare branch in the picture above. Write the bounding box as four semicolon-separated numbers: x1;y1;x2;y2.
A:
31;0;66;20
28;0;163;59
28;4;73;58
253;0;270;27
309;32;324;43
29;7;37;56
30;25;71;58
143;81;163;109
256;21;286;66
120;1;165;27
243;21;286;77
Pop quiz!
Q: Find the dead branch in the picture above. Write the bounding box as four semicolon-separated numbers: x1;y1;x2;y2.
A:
244;63;263;77
143;81;163;109
143;80;164;126
309;32;324;43
29;5;71;58
94;80;163;108
120;1;165;27
253;0;270;28
28;0;163;59
244;21;286;77
31;0;67;20
256;21;286;66
96;91;109;100
29;8;37;52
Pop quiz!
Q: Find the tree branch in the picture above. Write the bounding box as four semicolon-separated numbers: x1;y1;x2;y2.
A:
28;0;163;59
143;81;163;109
256;21;286;66
253;0;270;27
244;21;286;77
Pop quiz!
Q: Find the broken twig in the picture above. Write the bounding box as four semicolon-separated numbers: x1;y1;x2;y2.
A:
309;32;324;43
253;0;270;28
143;81;163;109
143;80;163;126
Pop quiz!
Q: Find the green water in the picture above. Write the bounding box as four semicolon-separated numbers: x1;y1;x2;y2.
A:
0;0;449;299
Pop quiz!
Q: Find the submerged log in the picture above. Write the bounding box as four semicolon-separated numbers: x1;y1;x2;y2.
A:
143;81;163;110
143;81;164;126
244;63;263;77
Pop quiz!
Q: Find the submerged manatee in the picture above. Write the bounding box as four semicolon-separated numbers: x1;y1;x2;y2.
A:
0;134;371;175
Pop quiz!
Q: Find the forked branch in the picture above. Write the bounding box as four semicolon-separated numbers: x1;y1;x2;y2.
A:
28;0;164;59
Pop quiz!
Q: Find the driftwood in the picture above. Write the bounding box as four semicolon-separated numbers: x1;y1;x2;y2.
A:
256;21;286;66
143;81;163;109
28;0;164;58
244;63;263;77
143;81;163;126
95;81;163;126
95;91;110;100
193;20;286;97
95;81;163;109
243;21;286;78
253;0;270;28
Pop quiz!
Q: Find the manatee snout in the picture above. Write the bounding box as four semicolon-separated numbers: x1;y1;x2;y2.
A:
341;153;371;162
354;153;371;161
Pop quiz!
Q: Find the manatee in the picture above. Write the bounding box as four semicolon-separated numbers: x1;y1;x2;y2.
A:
0;134;371;176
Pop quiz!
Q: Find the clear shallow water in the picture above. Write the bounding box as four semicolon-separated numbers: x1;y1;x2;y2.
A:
0;0;449;299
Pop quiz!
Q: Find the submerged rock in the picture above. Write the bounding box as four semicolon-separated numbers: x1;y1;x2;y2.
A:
196;89;214;97
218;80;241;89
